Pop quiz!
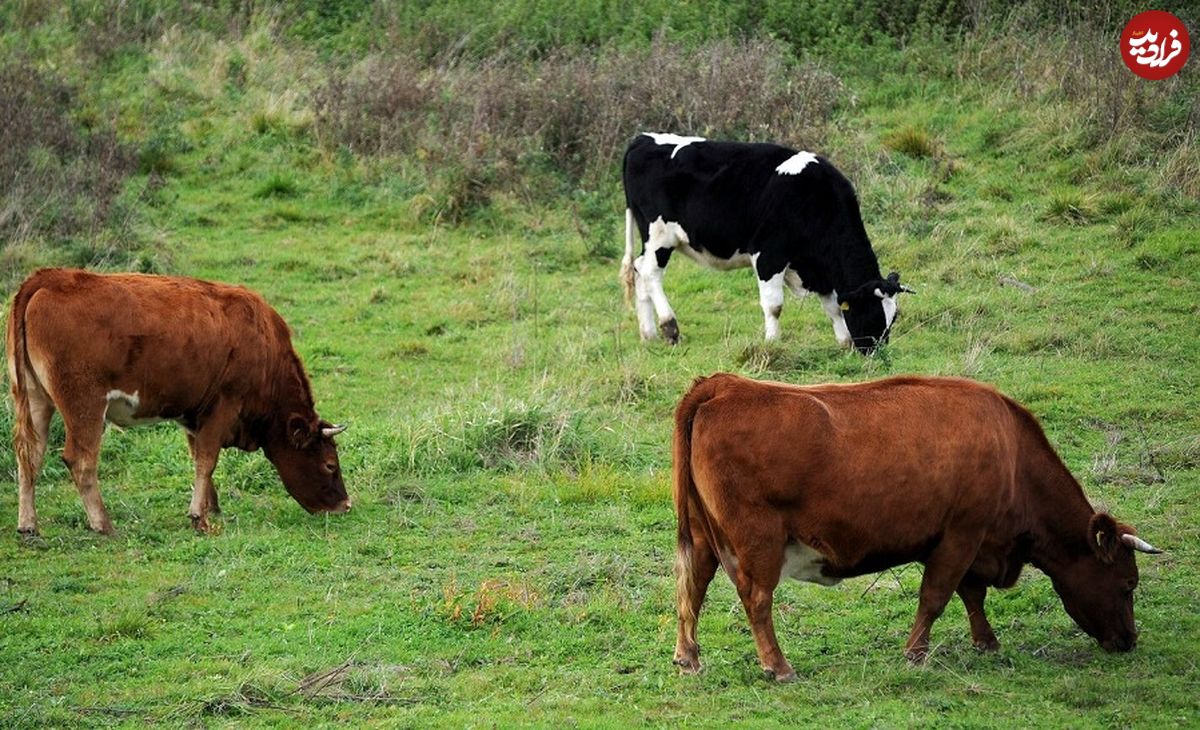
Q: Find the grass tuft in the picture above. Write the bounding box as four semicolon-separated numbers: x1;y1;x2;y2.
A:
254;172;300;199
1043;188;1098;225
883;127;939;159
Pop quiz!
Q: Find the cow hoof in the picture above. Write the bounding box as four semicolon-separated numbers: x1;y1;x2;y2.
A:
660;319;680;345
673;657;702;674
904;648;929;665
764;666;797;683
189;514;211;534
974;638;1000;653
17;527;39;539
90;522;116;536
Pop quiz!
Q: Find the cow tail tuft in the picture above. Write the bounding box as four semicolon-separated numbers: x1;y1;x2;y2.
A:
673;375;721;626
620;208;637;307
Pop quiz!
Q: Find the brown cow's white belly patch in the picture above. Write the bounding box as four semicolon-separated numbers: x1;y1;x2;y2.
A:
105;390;165;428
781;542;842;586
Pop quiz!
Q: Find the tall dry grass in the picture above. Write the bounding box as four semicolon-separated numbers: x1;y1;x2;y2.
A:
0;61;143;279
313;37;845;218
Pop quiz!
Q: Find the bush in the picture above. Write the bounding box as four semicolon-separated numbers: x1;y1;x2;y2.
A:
0;61;140;269
314;37;845;216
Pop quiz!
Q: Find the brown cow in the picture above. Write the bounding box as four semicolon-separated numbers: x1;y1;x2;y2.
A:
7;268;351;535
672;373;1162;681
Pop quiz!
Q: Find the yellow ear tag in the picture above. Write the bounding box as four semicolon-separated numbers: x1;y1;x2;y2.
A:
840;301;850;311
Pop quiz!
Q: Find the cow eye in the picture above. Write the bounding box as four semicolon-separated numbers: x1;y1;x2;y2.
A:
324;462;337;474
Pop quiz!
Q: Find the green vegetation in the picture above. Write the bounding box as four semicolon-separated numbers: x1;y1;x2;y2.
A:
1;1;1198;726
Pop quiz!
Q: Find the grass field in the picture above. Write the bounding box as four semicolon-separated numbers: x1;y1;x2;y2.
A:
2;4;1199;727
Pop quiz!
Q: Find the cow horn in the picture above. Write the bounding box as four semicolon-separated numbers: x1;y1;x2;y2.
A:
322;424;347;437
900;285;917;294
1121;533;1163;554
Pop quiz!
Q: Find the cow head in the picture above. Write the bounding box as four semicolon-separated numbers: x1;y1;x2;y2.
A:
838;272;913;353
1048;512;1161;652
262;413;351;514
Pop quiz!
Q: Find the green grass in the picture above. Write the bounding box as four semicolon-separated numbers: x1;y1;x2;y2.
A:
2;9;1200;728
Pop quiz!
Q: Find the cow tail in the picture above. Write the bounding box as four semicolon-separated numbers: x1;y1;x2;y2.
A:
673;375;722;626
620;207;637;307
6;278;38;467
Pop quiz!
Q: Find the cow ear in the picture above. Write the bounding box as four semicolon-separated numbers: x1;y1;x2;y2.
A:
287;413;316;449
887;271;916;295
1089;512;1122;564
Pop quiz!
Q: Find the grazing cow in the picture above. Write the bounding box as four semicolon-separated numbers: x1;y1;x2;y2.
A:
672;373;1162;681
7;268;351;535
621;133;912;352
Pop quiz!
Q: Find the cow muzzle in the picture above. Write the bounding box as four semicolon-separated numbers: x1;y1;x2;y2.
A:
1101;632;1137;652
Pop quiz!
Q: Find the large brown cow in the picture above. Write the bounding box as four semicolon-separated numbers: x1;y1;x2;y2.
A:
672;373;1162;681
7;268;351;535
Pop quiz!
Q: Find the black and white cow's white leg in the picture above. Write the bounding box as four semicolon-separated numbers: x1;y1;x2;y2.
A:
753;255;787;342
818;293;853;348
632;271;658;341
634;218;681;344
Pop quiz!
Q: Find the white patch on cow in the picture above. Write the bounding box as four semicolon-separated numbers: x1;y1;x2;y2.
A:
633;269;658;340
643;132;706;158
775;151;818;175
819;292;852;348
880;293;898;329
104;389;162;428
780;542;841;586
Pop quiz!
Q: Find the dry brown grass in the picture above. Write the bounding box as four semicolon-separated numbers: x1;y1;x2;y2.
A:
0;60;138;250
313;37;844;217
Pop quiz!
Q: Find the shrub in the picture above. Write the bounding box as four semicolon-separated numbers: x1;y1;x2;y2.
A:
0;61;141;279
313;37;844;215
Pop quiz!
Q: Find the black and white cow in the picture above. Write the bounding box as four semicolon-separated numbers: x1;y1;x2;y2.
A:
620;133;912;353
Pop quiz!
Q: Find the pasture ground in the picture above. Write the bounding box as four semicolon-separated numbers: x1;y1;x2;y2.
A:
1;6;1199;727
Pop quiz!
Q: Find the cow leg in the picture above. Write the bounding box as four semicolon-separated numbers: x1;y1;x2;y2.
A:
673;513;719;673
735;574;794;681
186;433;221;522
636;221;680;344
59;404;113;535
632;268;659;341
905;532;983;662
957;577;1000;652
754;258;787;341
818;293;852;348
14;384;55;536
731;526;794;681
186;427;228;533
